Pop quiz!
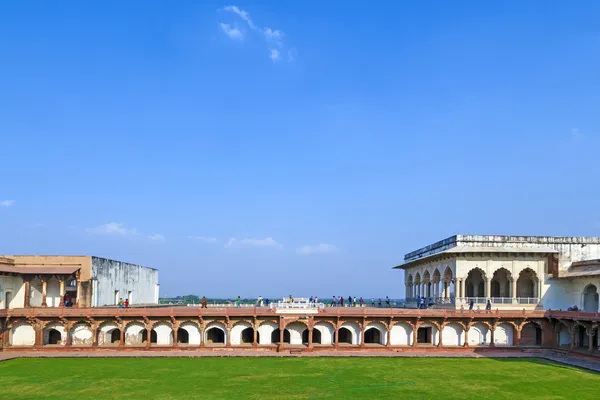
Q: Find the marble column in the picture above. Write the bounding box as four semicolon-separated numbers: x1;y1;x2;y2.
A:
41;279;47;307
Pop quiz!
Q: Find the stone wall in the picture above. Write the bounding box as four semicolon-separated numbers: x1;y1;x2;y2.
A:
91;257;159;307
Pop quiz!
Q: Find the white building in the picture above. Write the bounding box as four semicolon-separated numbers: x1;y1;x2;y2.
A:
395;235;600;312
0;255;159;309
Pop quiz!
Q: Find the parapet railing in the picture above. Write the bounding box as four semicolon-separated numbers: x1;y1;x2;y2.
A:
270;301;325;309
1;306;598;321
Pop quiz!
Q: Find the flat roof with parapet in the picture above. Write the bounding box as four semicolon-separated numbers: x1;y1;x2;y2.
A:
395;234;600;269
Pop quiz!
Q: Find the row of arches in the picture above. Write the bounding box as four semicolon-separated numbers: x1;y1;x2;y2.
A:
407;267;541;299
8;319;543;347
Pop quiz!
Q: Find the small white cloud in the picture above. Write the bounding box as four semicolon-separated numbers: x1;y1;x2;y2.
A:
148;234;166;242
264;28;283;44
297;243;339;255
0;200;15;208
223;5;256;30
269;49;280;62
219;23;243;40
188;236;218;243
225;237;282;249
287;48;297;62
86;222;139;236
221;5;293;61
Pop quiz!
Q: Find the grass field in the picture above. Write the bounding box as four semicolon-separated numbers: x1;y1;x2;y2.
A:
0;357;598;399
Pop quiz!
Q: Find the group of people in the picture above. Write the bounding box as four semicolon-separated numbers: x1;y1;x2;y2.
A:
331;296;392;308
117;298;130;308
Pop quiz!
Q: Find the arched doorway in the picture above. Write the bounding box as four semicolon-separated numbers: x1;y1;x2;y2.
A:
206;328;225;344
141;330;158;344
517;268;537;299
312;329;322;344
271;329;290;344
583;284;599;312
48;329;61;345
465;268;485;298
443;267;453;298
177;328;189;344
406;275;413;298
337;327;352;344
110;329;121;344
414;273;421;297
423;271;431;297
364;328;381;344
302;329;309;344
520;323;542;346
241;327;254;344
491;268;511;298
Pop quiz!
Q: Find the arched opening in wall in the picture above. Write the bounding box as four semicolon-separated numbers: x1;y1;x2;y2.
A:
576;325;586;348
313;329;322;344
47;329;62;345
491;268;511;298
423;271;431;297
583;284;599;312
517;268;537;299
241;327;254;344
142;330;158;344
177;328;189;344
110;329;121;344
406;275;413;298
271;329;280;343
270;329;290;344
337;327;352;344
302;329;309;344
520;323;542;346
206;328;225;344
417;327;432;344
414;273;421;296
432;269;441;297
364;328;381;344
443;267;453;298
465;268;485;298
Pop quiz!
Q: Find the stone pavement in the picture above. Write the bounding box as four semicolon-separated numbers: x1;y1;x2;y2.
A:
1;349;599;372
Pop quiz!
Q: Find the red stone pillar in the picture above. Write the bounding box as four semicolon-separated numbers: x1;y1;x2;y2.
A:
146;328;151;348
172;327;178;348
34;323;43;347
253;326;258;347
386;327;391;348
438;325;444;347
23;277;32;308
119;327;125;347
412;324;418;347
226;327;231;347
463;325;469;347
308;328;313;349
569;329;575;349
334;327;339;348
200;324;205;348
490;327;495;347
516;326;523;347
65;324;72;347
360;324;365;348
588;329;594;353
279;324;285;350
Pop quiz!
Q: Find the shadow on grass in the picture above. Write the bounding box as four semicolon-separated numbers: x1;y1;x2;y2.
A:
480;356;600;374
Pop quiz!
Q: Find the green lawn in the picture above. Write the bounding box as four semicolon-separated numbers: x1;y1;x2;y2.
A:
0;357;598;399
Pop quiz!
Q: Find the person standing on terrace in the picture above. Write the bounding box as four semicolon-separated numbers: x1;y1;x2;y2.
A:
201;296;208;308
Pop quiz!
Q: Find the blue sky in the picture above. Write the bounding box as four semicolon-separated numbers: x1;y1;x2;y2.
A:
1;1;599;299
